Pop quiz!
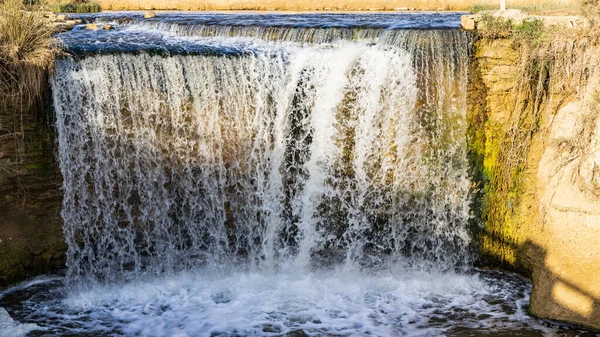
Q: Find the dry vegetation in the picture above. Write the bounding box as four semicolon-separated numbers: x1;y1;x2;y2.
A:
48;1;101;13
582;0;600;15
0;0;55;107
0;0;56;176
470;1;580;14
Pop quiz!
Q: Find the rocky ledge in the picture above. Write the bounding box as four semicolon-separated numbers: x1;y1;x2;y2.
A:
461;9;589;30
43;12;82;32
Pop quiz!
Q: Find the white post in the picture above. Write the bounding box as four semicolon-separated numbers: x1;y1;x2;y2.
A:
500;0;506;11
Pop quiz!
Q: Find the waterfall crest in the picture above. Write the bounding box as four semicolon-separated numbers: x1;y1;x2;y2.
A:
52;28;472;284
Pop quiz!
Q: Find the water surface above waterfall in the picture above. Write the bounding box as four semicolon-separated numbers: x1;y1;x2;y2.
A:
67;11;465;29
57;12;465;55
1;12;598;337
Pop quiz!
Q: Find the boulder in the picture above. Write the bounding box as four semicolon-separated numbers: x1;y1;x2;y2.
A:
85;23;113;30
50;22;75;33
85;23;99;30
461;15;476;30
143;11;156;19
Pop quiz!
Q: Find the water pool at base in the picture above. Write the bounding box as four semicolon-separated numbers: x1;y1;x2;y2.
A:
0;269;597;337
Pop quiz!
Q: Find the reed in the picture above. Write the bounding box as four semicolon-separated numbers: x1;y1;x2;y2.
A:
0;0;56;176
0;0;55;103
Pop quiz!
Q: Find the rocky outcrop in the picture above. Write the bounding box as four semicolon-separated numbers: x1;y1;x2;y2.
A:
469;36;600;330
0;85;66;289
85;23;113;30
43;12;82;33
531;73;600;328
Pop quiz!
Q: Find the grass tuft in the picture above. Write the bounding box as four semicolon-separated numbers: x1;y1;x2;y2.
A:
0;0;56;165
0;0;56;104
0;0;55;67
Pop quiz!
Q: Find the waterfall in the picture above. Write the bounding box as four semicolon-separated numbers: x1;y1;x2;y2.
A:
52;27;472;285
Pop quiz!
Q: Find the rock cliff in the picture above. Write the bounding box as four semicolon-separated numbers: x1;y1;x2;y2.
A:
0;84;65;289
468;34;600;330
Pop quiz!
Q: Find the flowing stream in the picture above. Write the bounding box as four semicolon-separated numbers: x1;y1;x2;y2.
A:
0;12;596;337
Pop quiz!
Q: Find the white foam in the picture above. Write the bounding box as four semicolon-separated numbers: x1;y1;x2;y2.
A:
58;268;553;337
0;307;43;337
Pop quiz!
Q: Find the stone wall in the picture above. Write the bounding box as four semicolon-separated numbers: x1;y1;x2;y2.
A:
468;37;600;330
0;84;66;289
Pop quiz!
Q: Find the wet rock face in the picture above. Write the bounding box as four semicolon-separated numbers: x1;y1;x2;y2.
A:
0;84;66;289
0;190;65;288
469;37;600;330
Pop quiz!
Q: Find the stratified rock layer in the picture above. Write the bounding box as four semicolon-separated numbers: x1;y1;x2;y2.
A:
469;37;600;330
0;87;66;289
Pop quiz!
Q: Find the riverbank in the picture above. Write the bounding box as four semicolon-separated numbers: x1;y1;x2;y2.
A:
96;0;577;12
466;13;600;329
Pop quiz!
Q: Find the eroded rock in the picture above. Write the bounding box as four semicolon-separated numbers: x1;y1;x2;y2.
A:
85;23;113;30
469;35;600;331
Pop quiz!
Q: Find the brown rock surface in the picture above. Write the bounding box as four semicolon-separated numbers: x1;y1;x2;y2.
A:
469;37;600;330
0;85;66;289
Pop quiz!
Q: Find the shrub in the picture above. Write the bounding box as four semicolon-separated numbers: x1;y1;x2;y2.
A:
0;0;54;121
0;0;56;176
0;0;56;101
48;1;101;13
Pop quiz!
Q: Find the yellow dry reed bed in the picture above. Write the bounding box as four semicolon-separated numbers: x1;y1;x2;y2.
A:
0;0;55;103
0;0;55;167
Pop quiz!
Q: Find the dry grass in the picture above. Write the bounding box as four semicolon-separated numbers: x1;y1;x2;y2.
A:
0;0;56;176
582;0;600;16
95;0;577;11
0;0;54;67
0;0;55;104
470;1;581;14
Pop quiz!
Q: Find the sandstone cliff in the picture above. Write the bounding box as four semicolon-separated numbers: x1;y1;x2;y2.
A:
469;32;600;329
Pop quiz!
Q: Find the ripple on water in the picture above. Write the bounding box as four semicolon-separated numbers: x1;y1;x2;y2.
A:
0;269;597;337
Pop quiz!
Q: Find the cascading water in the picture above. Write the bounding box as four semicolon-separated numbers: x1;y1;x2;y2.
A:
0;13;583;337
53;28;472;284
